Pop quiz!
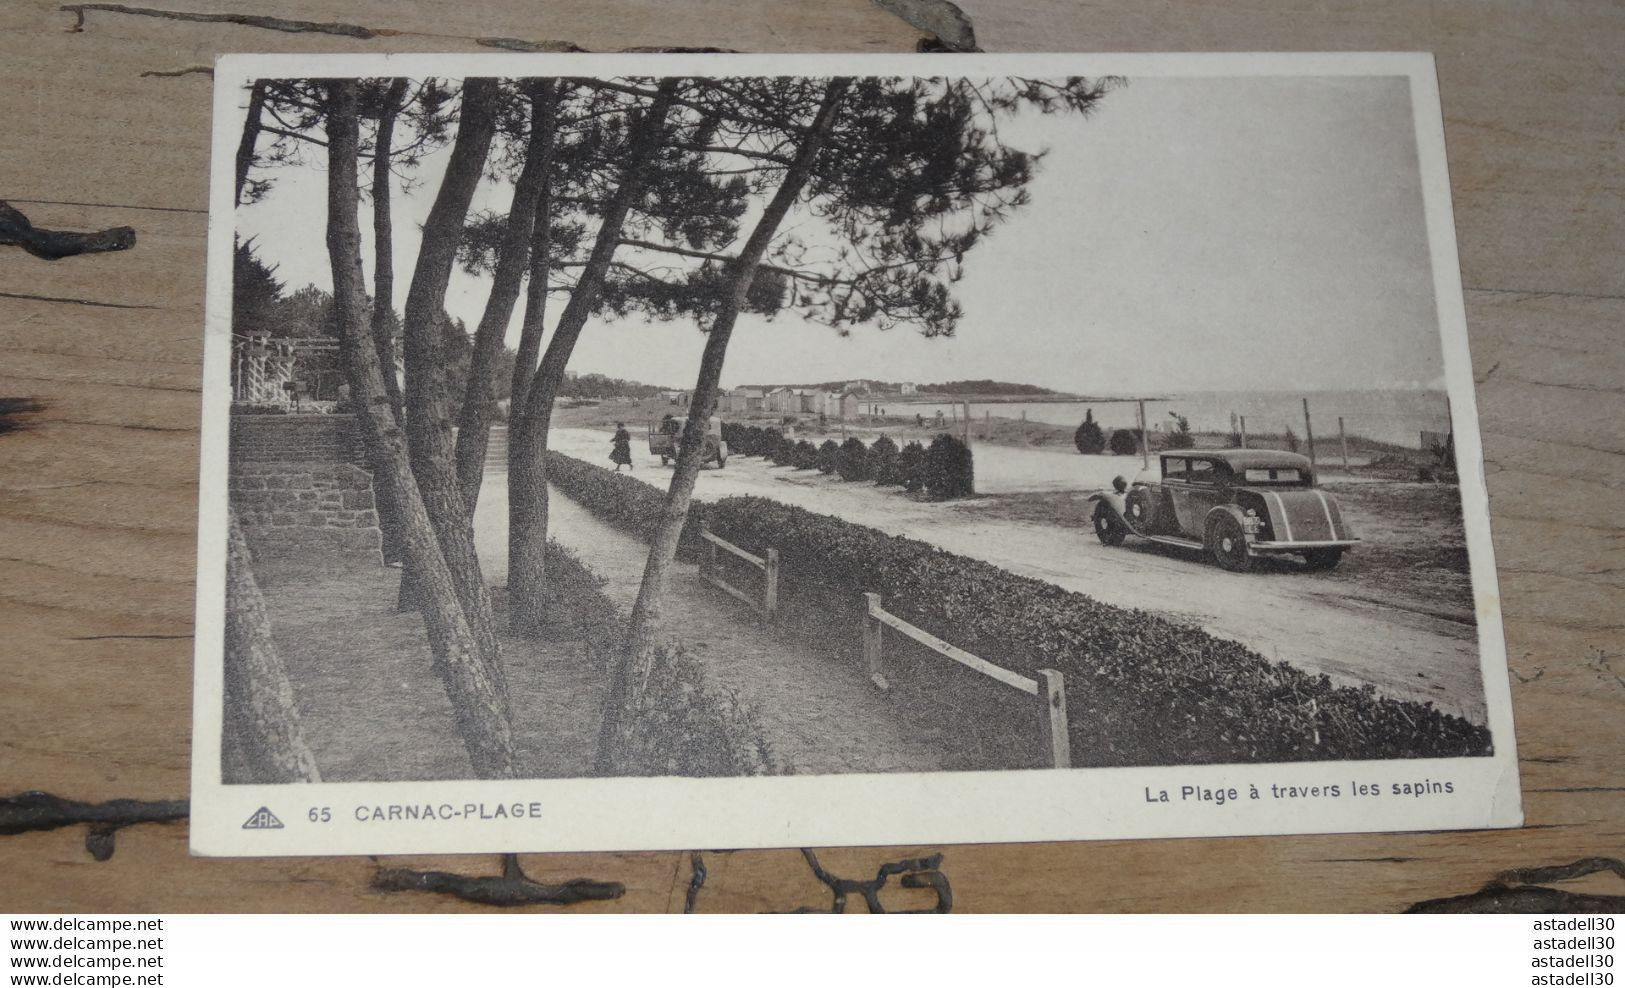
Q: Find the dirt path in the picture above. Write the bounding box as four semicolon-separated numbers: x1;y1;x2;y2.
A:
472;469;955;775
539;426;1488;724
261;567;602;782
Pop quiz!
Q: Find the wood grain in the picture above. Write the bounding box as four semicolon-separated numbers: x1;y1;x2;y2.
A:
2;0;1620;913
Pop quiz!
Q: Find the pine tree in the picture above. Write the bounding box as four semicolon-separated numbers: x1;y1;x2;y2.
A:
1074;409;1106;454
605;74;1116;770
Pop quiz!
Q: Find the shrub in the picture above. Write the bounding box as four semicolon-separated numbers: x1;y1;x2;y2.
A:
618;643;780;777
1073;409;1106;454
1164;413;1194;450
533;538;621;654
792;439;818;470
817;439;839;474
764;428;793;466
898;440;926;492
722;421;756;456
835;436;870;481
526;533;780;776
924;433;975;498
702;496;1492;767
1108;428;1141;456
869;434;901;485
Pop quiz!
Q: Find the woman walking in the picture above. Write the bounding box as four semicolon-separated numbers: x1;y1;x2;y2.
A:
610;422;633;471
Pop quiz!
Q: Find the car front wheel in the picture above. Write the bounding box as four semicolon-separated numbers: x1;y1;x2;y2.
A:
1205;514;1253;572
1093;502;1127;546
1304;548;1343;571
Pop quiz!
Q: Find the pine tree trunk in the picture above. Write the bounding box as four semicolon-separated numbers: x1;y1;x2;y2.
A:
367;78;410;565
233;80;267;207
222;511;321;784
506;192;553;635
508;185;552;433
371;78;410;426
507;81;677;635
395;78;505;685
326;79;516;778
600;80;851;772
455;81;557;513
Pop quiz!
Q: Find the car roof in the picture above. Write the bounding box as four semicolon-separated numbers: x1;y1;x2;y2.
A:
1160;448;1313;470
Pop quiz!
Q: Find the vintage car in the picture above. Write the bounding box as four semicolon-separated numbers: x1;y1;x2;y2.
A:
647;415;728;468
1088;449;1358;571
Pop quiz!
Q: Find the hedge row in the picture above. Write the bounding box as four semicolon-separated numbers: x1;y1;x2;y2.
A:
720;423;975;498
543;448;1492;765
528;519;779;777
702;495;1492;766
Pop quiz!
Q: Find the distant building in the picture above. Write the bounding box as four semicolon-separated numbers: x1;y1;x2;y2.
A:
725;387;765;415
822;390;861;419
845;379;870;394
899;382;917;395
766;386;797;413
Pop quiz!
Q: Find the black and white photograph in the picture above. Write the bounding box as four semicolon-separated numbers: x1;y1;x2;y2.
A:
190;52;1520;856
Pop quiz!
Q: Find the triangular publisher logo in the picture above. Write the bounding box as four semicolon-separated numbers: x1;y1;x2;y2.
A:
242;806;284;830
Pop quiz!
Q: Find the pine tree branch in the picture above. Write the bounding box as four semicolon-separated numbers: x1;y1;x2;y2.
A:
0;202;135;260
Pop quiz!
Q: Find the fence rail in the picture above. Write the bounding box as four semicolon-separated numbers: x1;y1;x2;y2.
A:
698;522;779;622
862;593;1071;768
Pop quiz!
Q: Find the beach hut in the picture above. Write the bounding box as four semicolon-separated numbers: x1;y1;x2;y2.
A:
727;387;765;415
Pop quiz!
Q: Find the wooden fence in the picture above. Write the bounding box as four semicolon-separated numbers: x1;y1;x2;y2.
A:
862;592;1071;768
698;521;779;622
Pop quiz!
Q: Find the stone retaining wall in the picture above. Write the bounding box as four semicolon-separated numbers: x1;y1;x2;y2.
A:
230;413;366;465
230;462;382;564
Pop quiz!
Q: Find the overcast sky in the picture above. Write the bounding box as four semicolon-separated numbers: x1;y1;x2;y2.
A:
238;73;1444;394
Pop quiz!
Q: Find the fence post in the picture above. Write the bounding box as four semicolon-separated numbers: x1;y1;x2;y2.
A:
700;521;714;580
1239;414;1248;449
1338;416;1350;473
1037;669;1070;768
763;548;779;623
863;592;887;690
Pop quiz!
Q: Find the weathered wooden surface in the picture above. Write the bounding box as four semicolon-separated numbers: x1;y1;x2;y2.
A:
1;0;1621;913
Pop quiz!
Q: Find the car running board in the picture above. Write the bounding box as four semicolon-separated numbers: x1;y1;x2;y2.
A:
1140;534;1205;551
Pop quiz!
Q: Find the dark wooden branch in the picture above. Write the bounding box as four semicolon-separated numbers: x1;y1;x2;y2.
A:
1406;857;1625;913
62;3;377;37
684;851;708;913
0;201;134;260
0;397;45;438
788;849;953;913
372;853;624;907
0;791;188;861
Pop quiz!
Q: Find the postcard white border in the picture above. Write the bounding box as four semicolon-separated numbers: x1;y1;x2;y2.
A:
191;51;1520;856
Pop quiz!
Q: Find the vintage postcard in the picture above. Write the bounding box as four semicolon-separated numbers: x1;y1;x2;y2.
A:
190;51;1521;856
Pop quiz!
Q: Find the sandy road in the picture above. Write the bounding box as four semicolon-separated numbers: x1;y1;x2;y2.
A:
496;427;1487;724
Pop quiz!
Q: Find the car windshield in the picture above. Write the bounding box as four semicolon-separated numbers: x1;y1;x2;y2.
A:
1242;467;1305;484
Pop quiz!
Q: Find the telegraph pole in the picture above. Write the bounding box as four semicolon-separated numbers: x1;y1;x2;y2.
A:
1137;399;1149;469
1302;397;1317;469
